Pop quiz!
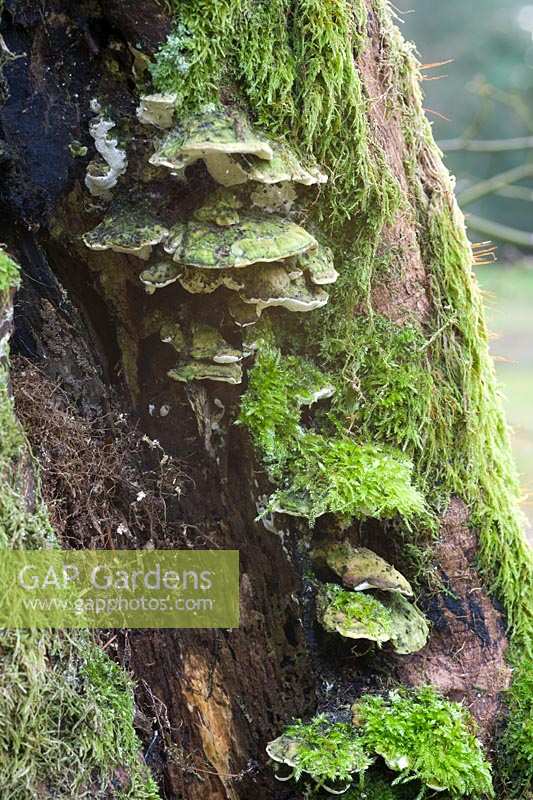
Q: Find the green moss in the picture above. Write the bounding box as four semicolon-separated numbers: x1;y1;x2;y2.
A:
282;715;372;786
0;632;157;800
322;315;433;455
317;582;394;642
497;656;533;797
353;687;494;799
272;688;492;798
0;248;21;294
240;344;426;523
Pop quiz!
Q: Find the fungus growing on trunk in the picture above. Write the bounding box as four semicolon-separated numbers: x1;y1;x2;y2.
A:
83;206;169;261
313;541;414;596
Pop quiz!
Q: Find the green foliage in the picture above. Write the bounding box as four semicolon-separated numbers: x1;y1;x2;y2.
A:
284;715;372;786
279;432;426;523
0;632;156;800
354;687;494;799
275;688;493;798
240;344;426;524
323;314;433;454
0;249;20;293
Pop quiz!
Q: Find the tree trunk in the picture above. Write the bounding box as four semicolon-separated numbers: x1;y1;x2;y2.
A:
1;2;531;799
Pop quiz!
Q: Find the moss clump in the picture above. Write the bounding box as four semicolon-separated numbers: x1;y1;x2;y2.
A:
281;715;372;787
0;632;157;800
271;687;493;798
239;344;426;524
0;249;21;294
353;687;494;799
321;315;433;456
153;0;401;231
497;657;533;797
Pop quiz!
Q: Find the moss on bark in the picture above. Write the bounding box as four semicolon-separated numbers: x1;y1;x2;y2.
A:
0;260;159;800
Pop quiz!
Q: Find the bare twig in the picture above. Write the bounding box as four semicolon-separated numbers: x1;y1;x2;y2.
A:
466;214;533;248
439;136;533;153
457;163;533;207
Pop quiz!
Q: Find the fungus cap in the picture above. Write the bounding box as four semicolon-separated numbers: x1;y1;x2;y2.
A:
314;542;413;596
83;208;169;261
136;92;177;129
316;583;394;644
139;261;182;293
177;215;317;269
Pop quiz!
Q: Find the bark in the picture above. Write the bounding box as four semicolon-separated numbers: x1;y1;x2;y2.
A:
0;2;524;799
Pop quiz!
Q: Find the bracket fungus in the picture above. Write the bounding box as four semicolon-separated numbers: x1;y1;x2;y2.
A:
85;101;128;198
236;263;328;316
162;322;244;385
240;141;328;187
136;92;177;129
168;361;242;385
149;106;273;184
83;207;169;261
316;581;428;654
383;592;429;655
178;267;245;296
298;246;339;286
313;541;413;596
316;583;394;645
139;261;182;294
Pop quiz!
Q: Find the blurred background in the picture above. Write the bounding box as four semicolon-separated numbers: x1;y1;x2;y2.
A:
401;0;533;536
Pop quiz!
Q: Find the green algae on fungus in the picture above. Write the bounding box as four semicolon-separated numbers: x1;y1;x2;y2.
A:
317;582;428;654
267;714;372;790
83;205;169;261
177;215;316;269
352;687;494;798
317;582;394;644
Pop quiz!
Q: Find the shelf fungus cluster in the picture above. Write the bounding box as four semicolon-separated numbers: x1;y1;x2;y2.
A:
82;103;336;386
162;321;246;385
313;541;429;654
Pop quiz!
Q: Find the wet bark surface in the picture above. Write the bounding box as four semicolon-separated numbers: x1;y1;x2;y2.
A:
0;1;510;798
